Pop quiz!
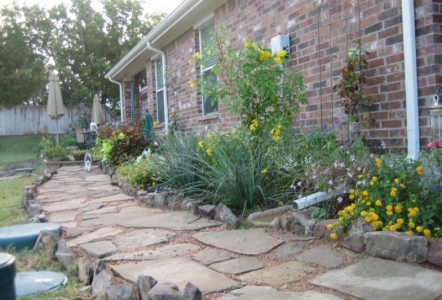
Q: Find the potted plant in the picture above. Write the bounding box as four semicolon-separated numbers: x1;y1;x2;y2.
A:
43;145;70;161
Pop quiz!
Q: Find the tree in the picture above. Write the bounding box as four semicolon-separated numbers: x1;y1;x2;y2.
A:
0;0;164;109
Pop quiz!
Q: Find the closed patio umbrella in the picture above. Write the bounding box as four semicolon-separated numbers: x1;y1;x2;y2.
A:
47;71;65;145
91;94;103;125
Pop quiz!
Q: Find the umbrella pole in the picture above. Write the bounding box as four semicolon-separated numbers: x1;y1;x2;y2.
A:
56;119;59;145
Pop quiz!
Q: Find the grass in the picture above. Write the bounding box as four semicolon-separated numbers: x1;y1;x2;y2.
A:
0;135;43;166
0;176;36;226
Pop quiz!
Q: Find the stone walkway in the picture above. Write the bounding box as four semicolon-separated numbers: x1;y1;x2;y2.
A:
36;165;442;300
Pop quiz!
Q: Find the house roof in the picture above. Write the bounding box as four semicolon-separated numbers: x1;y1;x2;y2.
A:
105;0;228;81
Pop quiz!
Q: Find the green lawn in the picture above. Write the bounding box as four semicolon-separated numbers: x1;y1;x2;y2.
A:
0;176;35;226
0;135;42;166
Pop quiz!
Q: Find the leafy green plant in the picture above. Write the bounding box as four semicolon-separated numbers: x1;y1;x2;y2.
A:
43;145;70;159
59;135;77;147
190;26;307;136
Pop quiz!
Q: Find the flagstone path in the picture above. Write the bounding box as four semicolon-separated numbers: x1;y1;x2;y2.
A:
34;165;442;299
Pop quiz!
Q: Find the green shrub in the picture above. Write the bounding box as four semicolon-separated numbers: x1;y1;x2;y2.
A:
59;135;77;147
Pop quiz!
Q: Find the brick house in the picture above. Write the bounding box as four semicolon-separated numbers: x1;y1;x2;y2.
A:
105;0;440;156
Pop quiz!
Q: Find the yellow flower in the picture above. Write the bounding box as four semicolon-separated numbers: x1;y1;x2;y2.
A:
207;133;214;140
415;165;424;176
194;52;201;59
206;50;212;56
364;216;372;223
416;226;424;233
394;178;400;184
272;135;281;142
153;121;160;126
349;194;355;200
276;50;286;58
409;221;415;228
206;148;213;156
386;211;393;216
390;190;397;197
277;123;283;129
274;129;281;136
189;80;195;89
386;205;393;211
400;183;406;189
375;200;382;206
274;56;283;64
370;181;375;186
360;211;367;217
372;176;378;182
330;233;338;240
198;141;205;148
357;174;364;179
394;205;402;213
142;171;147;177
396;218;404;225
375;157;383;168
424;229;431;236
349;189;355;194
261;168;267;174
327;224;333;230
405;231;414;236
278;201;284;206
259;50;271;61
362;191;368;197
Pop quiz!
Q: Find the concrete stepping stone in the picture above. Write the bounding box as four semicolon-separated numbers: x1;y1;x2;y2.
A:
84;174;111;182
65;226;97;238
193;229;283;255
42;198;87;212
83;207;118;215
80;241;118;258
114;229;176;249
103;243;199;261
48;210;78;223
67;227;123;247
120;211;222;231
88;193;134;204
112;257;242;294
297;245;345;268
193;248;236;265
272;242;305;261
310;257;442;300
236;261;315;286
216;286;343;300
209;258;263;275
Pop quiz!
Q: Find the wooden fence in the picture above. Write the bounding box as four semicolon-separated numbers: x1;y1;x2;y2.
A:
0;105;117;136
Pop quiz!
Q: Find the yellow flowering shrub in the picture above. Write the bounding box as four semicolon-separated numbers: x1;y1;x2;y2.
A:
330;152;442;241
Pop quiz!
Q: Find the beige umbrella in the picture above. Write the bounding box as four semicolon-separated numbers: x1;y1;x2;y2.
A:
91;94;103;125
47;71;65;145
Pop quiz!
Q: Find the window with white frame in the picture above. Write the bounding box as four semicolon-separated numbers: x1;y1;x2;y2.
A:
199;24;217;115
155;60;165;123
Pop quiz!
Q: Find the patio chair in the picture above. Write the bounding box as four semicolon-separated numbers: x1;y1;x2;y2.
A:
73;127;85;146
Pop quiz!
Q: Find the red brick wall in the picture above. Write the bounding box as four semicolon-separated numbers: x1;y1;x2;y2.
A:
123;0;441;150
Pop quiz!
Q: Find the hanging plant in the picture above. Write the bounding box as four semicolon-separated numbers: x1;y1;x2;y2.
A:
333;40;371;123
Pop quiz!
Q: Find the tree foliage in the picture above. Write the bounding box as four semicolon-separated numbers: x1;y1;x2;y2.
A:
0;0;164;109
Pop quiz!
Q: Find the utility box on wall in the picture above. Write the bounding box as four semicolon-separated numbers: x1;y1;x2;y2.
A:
271;34;290;55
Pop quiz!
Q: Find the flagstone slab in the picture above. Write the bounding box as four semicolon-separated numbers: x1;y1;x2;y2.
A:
216;286;343;300
112;257;242;293
87;185;121;192
193;248;236;265
272;232;318;242
88;193;134;204
88;190;120;199
272;242;305;261
120;211;222;231
36;192;87;203
39;184;84;193
84;175;111;182
78;203;104;212
83;207;118;215
57;222;78;229
80;210;158;227
309;257;442;300
209;258;263;275
42;198;87;212
236;261;315;286
114;229;176;249
103;243;199;262
80;241;118;258
119;206;162;214
48;211;78;223
193;229;283;255
297;245;345;268
66;226;98;238
67;227;123;247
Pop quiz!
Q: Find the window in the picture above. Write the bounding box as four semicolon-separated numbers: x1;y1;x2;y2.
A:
155;60;165;123
199;24;218;115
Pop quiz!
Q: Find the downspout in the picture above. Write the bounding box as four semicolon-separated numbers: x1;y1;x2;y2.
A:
402;0;420;160
108;76;125;122
146;41;169;133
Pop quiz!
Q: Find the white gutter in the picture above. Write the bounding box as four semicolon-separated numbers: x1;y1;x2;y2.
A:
402;0;420;160
146;42;169;133
108;77;124;122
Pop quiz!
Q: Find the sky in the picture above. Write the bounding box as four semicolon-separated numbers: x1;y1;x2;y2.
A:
0;0;183;14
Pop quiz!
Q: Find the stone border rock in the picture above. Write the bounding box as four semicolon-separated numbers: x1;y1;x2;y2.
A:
247;205;294;227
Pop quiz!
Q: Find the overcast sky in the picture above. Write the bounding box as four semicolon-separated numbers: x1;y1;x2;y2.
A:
1;0;183;14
